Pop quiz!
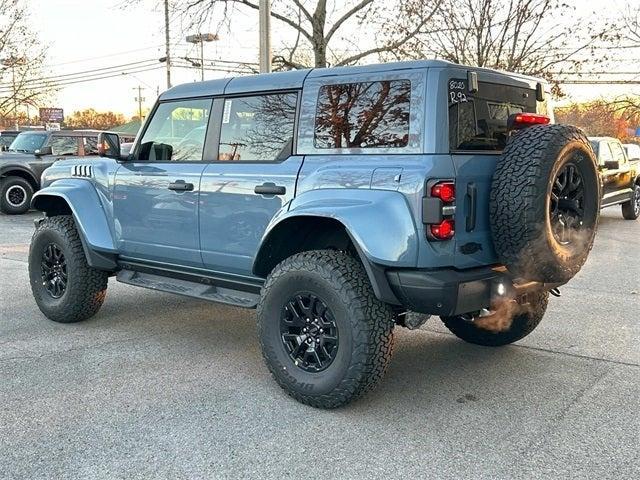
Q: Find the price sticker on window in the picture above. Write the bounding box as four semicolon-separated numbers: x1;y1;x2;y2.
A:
223;100;232;124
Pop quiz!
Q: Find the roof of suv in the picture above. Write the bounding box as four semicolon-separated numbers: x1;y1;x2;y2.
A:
160;59;546;101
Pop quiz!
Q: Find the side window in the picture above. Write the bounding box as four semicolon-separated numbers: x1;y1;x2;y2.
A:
449;80;537;151
218;92;297;161
49;136;79;156
314;80;410;149
609;142;626;163
599;142;613;164
83;136;98;155
137;98;212;162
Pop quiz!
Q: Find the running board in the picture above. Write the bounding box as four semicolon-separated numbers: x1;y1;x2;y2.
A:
116;269;260;308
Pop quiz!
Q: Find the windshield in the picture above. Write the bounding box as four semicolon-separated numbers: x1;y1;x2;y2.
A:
8;133;48;153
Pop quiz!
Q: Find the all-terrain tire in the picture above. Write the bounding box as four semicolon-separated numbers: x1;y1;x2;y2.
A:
0;176;33;215
441;291;549;347
621;184;640;220
490;124;600;284
257;250;395;409
29;215;109;323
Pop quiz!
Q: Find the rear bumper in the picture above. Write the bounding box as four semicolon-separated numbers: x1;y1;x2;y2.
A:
386;266;550;316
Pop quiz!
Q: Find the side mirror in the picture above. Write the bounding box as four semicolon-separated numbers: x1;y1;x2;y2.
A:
604;160;620;170
97;132;121;159
34;146;53;156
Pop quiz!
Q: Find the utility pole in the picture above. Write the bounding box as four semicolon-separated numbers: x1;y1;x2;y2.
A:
164;0;171;89
133;86;145;121
186;33;219;82
11;63;17;130
259;0;272;73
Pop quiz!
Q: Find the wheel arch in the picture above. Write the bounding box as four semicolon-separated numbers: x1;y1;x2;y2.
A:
253;214;401;305
0;166;39;191
31;180;117;271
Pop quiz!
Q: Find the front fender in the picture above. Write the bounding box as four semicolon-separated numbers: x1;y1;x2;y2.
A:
265;188;419;267
32;178;116;257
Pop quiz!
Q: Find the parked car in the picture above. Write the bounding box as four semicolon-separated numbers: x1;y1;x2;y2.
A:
0;130;104;214
589;137;640;220
623;142;640;161
0;130;20;151
29;60;601;408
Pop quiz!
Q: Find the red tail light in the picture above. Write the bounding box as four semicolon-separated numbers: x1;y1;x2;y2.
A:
424;180;456;241
430;219;455;240
431;182;455;203
508;113;550;131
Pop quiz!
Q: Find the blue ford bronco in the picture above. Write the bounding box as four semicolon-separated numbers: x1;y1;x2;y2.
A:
28;60;601;408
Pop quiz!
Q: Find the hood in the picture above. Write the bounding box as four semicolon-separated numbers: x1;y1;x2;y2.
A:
0;151;38;162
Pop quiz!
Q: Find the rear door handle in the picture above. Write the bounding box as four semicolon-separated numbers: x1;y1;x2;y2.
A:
168;180;194;191
254;182;286;196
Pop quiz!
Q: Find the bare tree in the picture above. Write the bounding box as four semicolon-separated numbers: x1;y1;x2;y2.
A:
175;0;442;69
392;0;619;92
624;3;640;45
0;0;52;124
603;6;640;119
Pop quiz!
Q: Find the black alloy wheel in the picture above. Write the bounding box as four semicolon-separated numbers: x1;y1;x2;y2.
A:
280;293;339;373
622;184;640;220
549;162;585;245
6;184;27;207
40;243;68;299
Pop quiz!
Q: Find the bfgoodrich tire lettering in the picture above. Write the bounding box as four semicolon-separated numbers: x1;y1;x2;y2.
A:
257;250;395;409
490;124;600;283
29;215;109;323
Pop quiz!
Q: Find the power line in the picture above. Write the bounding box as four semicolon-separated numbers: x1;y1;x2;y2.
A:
0;65;164;93
557;80;640;85
42;45;165;68
552;72;640;76
0;59;161;90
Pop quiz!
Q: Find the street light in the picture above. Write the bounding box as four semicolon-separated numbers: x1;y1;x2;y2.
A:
186;33;219;81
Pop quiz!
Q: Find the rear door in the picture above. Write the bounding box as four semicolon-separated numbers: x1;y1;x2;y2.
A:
599;141;623;206
199;92;301;276
609;140;634;202
113;98;212;267
447;72;541;268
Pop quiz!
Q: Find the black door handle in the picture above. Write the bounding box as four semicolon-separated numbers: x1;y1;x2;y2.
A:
168;180;194;191
254;182;286;196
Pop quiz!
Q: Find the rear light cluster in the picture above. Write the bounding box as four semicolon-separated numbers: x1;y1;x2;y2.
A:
424;181;456;241
507;113;550;131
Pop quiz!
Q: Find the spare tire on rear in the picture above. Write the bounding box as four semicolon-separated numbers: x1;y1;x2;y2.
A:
490;124;600;284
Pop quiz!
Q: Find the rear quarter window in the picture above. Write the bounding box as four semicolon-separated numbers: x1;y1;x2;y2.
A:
449;80;537;152
314;79;411;149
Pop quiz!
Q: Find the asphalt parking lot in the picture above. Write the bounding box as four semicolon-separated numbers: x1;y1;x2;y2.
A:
1;210;638;480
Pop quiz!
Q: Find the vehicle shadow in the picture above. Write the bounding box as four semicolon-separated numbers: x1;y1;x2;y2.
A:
97;289;550;413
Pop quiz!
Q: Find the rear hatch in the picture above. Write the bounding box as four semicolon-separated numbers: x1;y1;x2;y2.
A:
445;72;548;269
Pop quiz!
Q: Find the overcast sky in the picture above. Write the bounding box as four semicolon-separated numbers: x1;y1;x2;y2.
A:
28;0;637;118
